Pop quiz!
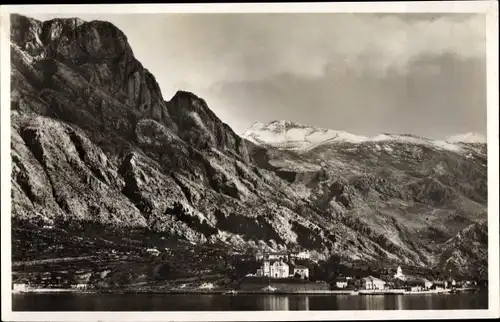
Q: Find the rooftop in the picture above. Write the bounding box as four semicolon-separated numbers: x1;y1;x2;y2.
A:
363;276;385;283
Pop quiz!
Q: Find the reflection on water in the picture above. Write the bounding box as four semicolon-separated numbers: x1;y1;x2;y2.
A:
397;294;404;310
257;295;310;311
424;294;432;308
12;292;488;311
301;296;310;311
260;296;289;311
364;295;385;310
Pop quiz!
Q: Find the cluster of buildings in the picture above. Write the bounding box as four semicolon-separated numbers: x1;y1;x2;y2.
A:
253;251;311;279
333;266;474;291
248;253;477;292
255;259;310;279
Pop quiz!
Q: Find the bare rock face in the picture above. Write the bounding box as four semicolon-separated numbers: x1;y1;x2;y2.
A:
167;91;250;162
10;14;487;278
11;112;146;227
437;221;488;278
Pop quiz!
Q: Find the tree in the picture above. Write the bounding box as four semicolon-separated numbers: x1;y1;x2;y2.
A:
154;263;172;280
232;257;260;279
324;254;341;283
309;262;326;281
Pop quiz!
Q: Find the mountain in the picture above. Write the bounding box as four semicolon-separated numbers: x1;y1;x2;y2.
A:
446;132;487;144
243;120;482;152
243;120;368;151
244;121;487;275
10;14;488;280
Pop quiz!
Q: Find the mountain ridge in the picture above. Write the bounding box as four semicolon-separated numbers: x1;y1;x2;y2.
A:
242;120;485;153
10;14;488;279
244;120;486;144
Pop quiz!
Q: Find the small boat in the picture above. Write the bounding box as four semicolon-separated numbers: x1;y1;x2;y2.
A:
223;289;238;295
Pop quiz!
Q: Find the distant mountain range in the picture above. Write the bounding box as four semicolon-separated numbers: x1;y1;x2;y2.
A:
10;14;488;279
243;120;486;152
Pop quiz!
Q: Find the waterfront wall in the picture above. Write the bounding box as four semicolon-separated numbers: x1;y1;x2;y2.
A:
239;277;330;292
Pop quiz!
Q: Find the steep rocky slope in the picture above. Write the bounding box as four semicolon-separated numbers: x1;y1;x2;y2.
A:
10;14;488;278
244;122;488;276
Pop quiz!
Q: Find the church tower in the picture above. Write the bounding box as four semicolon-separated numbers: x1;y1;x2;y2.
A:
394;266;406;281
263;259;270;276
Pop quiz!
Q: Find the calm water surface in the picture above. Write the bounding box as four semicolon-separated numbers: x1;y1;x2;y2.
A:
13;292;488;311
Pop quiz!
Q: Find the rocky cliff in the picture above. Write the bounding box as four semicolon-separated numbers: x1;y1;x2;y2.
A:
10;14;488;278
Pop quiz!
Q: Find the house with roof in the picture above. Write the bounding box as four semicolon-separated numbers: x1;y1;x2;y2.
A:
335;277;349;289
335;275;355;289
362;276;386;290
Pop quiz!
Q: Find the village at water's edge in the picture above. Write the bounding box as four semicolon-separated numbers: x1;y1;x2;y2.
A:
12;245;484;296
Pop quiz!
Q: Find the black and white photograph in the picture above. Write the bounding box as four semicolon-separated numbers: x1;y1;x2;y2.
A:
1;2;499;321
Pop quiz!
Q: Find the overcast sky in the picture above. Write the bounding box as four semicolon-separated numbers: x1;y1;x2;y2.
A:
28;13;486;139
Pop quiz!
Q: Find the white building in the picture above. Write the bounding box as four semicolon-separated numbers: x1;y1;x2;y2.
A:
336;280;348;289
12;283;28;292
270;261;289;278
293;266;309;279
257;260;289;278
393;266;406;281
362;276;386;290
146;248;160;256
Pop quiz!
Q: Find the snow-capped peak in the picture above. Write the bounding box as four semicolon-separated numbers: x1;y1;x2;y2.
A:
242;121;486;153
248;120;310;133
243;120;368;151
446;132;487;144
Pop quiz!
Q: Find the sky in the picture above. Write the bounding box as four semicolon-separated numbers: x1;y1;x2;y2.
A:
27;13;487;139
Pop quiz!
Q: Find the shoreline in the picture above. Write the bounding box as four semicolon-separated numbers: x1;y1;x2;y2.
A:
12;287;480;296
